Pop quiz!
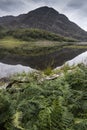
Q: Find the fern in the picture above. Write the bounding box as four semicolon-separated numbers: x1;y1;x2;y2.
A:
12;111;24;130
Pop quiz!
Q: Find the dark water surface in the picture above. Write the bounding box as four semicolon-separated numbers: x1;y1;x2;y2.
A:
0;47;86;70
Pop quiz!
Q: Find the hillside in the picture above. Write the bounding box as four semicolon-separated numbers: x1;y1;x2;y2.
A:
7;28;74;42
0;6;87;41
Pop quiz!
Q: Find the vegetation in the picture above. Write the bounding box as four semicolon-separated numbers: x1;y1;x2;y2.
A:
0;64;87;130
0;28;77;58
43;66;53;75
0;28;86;70
0;35;86;57
6;29;75;42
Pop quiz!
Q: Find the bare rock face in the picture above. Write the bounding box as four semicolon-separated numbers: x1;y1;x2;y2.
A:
0;6;87;40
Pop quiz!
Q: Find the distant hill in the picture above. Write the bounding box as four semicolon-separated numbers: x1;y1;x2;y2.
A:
0;6;87;41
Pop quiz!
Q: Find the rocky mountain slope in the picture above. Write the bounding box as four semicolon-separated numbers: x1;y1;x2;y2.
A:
0;6;87;40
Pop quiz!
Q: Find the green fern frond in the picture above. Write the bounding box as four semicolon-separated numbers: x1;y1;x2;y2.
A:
12;111;24;130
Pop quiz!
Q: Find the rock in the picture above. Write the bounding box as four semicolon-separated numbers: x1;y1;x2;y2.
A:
39;74;60;82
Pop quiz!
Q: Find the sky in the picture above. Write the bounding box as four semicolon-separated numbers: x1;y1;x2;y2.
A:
0;0;87;31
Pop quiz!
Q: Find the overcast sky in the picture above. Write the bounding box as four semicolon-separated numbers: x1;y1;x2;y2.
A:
0;0;87;31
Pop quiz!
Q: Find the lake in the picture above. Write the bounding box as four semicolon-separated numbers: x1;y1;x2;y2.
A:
0;47;86;70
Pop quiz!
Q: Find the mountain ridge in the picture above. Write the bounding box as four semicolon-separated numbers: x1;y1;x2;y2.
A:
0;6;87;41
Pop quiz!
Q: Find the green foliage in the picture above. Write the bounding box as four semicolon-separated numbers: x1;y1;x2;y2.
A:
0;92;13;130
65;65;87;90
43;66;53;75
0;65;87;130
7;28;75;42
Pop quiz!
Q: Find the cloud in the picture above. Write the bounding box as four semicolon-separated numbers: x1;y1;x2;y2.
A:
0;0;24;11
0;0;87;31
68;0;85;9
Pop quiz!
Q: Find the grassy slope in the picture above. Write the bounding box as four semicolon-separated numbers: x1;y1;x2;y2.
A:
7;28;75;42
0;64;87;130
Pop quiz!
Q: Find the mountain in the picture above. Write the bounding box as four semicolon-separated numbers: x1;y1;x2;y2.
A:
0;6;87;40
